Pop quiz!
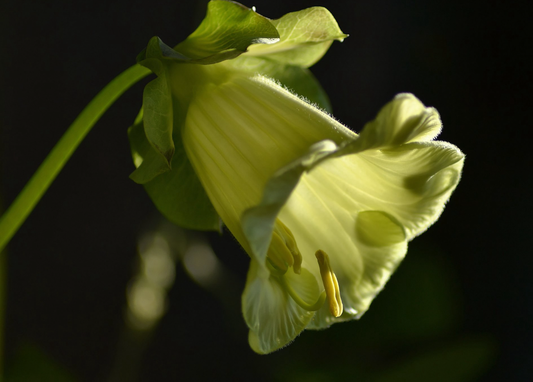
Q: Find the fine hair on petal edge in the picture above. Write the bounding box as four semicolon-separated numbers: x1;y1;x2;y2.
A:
251;74;346;127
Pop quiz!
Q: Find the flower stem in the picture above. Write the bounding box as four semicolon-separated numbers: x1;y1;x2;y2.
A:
0;64;151;252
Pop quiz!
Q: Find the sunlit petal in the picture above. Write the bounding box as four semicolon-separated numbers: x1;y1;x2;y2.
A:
242;259;321;354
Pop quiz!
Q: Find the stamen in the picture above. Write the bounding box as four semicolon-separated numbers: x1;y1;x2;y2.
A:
266;233;289;272
273;220;302;274
315;250;343;317
267;222;327;312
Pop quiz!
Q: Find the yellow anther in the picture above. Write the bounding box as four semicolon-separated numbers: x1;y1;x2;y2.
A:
273;232;294;265
273;220;302;274
266;233;290;272
291;251;303;275
315;250;343;317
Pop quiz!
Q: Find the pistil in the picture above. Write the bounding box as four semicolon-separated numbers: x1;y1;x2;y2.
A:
315;249;343;317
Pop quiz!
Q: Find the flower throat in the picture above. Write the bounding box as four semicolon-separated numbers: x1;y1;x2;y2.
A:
266;220;344;317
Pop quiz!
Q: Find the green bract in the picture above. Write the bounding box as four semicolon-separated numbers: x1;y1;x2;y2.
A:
129;0;465;354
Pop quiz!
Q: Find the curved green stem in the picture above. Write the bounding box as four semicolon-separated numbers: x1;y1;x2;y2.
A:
0;64;151;252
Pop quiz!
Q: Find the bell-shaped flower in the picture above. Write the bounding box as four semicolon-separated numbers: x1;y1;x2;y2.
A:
128;0;465;354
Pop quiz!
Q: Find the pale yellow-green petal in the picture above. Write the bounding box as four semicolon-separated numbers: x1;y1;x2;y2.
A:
242;140;338;268
345;93;443;153
278;172;409;328
242;259;320;354
325;141;464;240
275;139;462;326
308;211;408;329
181;70;464;345
182;70;353;253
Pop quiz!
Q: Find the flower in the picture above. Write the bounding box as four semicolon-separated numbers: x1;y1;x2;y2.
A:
129;1;465;354
182;71;464;353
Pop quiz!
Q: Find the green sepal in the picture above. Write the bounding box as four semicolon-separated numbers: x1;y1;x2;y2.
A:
143;141;220;231
128;118;172;184
174;0;279;61
136;1;281;66
138;35;255;66
246;7;347;67
227;5;348;112
138;52;175;168
128;115;220;231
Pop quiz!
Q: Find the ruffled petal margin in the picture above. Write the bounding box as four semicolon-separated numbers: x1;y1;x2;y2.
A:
240;93;464;344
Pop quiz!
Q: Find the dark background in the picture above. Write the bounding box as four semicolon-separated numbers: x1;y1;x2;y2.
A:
1;0;531;380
